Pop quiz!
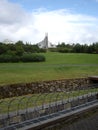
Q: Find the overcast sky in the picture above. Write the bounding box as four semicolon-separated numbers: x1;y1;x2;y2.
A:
0;0;98;44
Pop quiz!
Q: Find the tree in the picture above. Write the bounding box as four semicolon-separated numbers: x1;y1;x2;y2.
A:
0;43;8;54
73;43;82;53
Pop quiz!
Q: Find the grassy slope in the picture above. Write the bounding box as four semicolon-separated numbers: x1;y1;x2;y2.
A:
0;52;98;85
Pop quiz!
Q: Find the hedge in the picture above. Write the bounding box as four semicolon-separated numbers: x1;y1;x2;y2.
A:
21;53;45;62
0;54;46;63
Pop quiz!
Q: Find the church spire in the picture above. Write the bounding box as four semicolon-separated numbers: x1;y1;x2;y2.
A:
45;33;48;50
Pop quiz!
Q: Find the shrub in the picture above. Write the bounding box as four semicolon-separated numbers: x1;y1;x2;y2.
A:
21;53;46;62
57;48;73;53
39;48;47;53
0;54;20;63
49;48;58;52
0;53;46;63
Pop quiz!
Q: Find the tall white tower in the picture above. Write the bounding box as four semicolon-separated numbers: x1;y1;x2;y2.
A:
37;33;49;50
44;33;48;49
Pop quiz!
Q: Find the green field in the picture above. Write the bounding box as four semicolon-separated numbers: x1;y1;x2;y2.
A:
0;52;98;85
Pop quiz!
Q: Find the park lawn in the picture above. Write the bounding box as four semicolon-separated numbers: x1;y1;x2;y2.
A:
0;52;98;85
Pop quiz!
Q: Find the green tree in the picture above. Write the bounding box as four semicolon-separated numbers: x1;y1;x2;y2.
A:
0;43;8;54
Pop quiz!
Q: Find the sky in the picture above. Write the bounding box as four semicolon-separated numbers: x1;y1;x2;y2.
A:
0;0;98;44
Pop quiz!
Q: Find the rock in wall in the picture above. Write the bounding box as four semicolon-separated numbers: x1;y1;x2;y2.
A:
0;78;89;99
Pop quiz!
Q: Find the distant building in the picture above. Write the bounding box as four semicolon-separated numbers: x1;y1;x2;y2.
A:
37;33;56;49
2;39;14;44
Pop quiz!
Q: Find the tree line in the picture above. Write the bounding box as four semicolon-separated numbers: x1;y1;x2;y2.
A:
0;41;46;62
0;40;98;54
0;40;46;55
54;42;98;53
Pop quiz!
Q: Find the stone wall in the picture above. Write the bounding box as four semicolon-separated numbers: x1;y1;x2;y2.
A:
0;78;89;99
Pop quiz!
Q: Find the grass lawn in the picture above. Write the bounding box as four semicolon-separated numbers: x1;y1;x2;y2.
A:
0;52;98;85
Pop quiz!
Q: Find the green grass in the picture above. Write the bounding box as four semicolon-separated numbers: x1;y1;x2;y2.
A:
0;52;98;85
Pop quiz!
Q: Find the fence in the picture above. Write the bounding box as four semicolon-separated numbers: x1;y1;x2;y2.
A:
0;84;98;129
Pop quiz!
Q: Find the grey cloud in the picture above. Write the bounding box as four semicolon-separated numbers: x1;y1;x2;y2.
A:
0;0;28;25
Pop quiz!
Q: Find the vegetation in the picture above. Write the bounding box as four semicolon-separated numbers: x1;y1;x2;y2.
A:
0;53;45;63
0;40;98;84
0;41;46;55
50;42;98;54
0;52;98;85
0;40;98;63
0;41;46;62
1;41;98;56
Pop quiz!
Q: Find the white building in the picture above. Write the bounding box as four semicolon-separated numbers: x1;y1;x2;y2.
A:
37;33;56;49
2;39;14;44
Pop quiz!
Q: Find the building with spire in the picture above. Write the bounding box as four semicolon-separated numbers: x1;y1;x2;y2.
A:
37;33;56;49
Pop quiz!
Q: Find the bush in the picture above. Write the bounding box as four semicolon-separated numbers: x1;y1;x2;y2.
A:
57;48;72;53
39;48;47;53
0;53;46;63
0;55;20;63
21;53;46;62
49;48;58;52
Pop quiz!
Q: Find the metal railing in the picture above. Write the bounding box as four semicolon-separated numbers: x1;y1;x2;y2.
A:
0;84;98;129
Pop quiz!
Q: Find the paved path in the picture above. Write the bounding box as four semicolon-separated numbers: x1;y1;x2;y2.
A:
35;63;98;68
